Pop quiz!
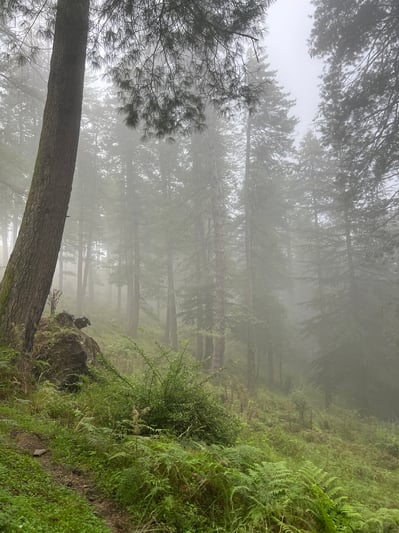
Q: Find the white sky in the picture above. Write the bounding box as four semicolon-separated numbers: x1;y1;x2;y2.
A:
265;0;323;139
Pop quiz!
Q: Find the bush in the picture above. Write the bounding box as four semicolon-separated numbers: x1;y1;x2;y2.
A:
132;348;240;445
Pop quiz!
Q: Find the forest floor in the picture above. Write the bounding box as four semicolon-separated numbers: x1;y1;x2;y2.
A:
8;428;132;533
1;334;399;531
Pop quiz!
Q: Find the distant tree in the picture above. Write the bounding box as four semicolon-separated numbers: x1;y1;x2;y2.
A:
294;69;399;415
240;57;296;391
179;110;232;369
157;139;181;350
0;37;45;268
0;0;267;351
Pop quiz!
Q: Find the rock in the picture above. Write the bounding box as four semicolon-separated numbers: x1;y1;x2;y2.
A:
74;316;91;329
33;313;102;390
33;448;48;457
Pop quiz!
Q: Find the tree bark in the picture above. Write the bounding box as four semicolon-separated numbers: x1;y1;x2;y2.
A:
0;0;89;350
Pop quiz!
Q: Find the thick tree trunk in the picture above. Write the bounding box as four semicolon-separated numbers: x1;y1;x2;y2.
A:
0;0;89;350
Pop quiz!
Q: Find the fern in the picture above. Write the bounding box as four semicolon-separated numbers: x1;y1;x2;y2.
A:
296;462;363;532
359;507;399;532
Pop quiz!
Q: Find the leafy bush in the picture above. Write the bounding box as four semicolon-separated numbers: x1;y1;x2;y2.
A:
132;348;240;445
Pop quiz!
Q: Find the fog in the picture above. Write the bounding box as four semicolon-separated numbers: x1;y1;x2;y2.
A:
1;0;399;420
266;0;322;137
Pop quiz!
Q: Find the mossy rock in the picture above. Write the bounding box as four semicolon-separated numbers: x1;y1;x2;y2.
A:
32;312;101;390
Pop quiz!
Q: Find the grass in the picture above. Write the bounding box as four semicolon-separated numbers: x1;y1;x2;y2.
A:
1;340;399;532
0;437;111;533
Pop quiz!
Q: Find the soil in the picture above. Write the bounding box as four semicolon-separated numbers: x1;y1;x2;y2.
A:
8;429;134;533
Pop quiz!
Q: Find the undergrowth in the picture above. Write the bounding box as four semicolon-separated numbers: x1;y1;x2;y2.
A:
1;343;399;532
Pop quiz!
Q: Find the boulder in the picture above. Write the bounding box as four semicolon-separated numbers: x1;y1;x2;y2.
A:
33;312;101;390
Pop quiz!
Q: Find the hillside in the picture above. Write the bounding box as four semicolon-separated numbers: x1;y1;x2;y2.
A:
1;336;399;532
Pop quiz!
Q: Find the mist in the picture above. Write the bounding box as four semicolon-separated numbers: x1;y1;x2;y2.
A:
1;0;399;421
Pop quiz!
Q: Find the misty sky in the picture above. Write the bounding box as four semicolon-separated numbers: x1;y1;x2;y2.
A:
266;0;323;139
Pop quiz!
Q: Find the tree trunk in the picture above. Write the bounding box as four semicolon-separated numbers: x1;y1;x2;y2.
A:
243;111;257;392
208;121;226;370
165;248;178;350
125;152;141;337
191;135;214;363
131;217;140;336
76;216;84;315
158;142;178;350
194;216;204;360
81;228;92;306
0;0;89;350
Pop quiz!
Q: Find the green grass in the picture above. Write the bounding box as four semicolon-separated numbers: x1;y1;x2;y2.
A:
0;439;111;533
1;342;399;532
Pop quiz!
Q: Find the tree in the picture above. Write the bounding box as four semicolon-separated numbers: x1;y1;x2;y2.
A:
240;57;296;391
311;0;399;179
0;0;267;350
0;0;89;350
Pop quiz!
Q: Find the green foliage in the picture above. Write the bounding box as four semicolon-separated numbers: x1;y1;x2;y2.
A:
0;346;18;399
0;445;110;532
1;348;399;532
132;347;240;445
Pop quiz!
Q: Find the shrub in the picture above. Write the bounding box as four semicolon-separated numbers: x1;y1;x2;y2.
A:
132;347;240;445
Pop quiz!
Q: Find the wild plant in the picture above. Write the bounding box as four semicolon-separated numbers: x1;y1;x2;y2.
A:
131;346;240;445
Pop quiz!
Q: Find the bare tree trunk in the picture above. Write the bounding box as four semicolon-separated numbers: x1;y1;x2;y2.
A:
165;248;178;350
243;111;257;392
191;136;214;362
208;120;226;370
0;0;89;350
130;217;140;336
194;218;204;360
159;142;178;350
82;227;93;304
76;216;84;315
311;171;332;407
125;153;140;337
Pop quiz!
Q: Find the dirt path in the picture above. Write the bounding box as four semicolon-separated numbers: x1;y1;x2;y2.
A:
9;429;134;533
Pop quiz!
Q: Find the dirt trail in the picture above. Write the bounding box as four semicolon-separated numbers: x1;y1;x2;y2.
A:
9;429;134;533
